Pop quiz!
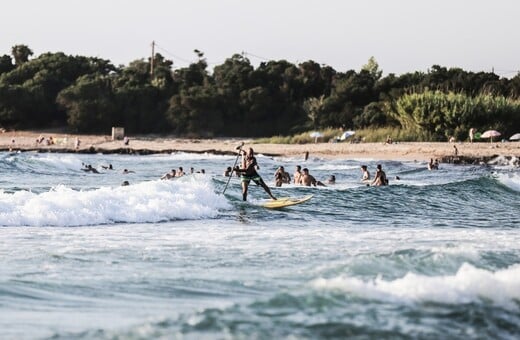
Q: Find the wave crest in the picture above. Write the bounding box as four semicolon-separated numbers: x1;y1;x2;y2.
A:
0;176;230;227
310;263;520;310
495;172;520;192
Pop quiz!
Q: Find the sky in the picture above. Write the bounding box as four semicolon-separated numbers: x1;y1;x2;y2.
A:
1;0;519;77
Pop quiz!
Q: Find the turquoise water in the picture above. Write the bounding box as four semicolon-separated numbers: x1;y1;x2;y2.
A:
0;151;519;339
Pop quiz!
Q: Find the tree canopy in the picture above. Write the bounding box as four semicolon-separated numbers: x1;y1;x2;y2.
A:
0;45;519;139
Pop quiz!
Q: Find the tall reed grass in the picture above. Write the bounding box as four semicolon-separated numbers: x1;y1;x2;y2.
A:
388;90;520;141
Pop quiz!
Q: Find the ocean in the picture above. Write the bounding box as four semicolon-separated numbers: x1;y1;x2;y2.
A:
0;151;519;339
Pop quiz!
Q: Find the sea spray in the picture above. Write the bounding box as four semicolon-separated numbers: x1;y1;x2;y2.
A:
0;177;230;227
310;263;520;310
494;172;520;192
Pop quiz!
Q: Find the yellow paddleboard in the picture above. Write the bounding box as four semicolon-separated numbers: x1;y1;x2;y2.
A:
261;195;313;209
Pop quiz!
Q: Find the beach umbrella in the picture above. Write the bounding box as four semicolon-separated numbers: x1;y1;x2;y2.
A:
309;131;324;143
509;133;520;141
340;130;356;141
480;130;501;142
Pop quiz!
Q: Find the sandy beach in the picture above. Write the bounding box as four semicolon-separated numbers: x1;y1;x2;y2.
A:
1;131;519;163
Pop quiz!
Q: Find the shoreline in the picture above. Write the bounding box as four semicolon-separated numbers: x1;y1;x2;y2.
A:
1;131;519;164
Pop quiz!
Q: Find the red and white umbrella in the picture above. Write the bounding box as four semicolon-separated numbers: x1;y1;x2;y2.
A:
480;130;501;138
480;130;501;142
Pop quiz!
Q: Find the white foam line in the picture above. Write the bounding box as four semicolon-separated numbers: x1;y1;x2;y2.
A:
310;263;520;310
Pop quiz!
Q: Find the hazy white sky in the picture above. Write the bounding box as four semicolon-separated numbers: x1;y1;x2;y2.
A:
1;0;519;76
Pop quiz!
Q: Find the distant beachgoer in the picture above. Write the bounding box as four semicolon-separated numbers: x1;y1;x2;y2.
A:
101;164;113;170
74;137;81;150
327;175;336;184
371;164;388;186
385;136;393;144
469;128;475;143
123;136;130;146
274;166;291;187
122;169;135;174
190;167;194;174
161;169;176;180
304;151;309;161
82;164;99;174
428;158;436;170
434;159;440;169
453;145;458;156
274;169;283;187
233;165;240;177
224;166;232;177
282;170;291;184
361;165;370;182
294;165;302;184
121;180;130;186
300;168;325;187
177;167;185;177
234;147;276;201
449;136;456;143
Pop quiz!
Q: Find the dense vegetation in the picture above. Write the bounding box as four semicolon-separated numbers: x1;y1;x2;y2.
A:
1;44;519;140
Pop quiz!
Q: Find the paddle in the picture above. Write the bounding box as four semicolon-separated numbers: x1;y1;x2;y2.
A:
221;142;244;195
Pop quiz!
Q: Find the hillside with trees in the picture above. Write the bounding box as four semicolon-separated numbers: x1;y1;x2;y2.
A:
1;44;519;141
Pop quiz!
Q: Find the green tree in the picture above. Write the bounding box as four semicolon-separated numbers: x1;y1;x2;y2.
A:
248;60;307;134
362;56;382;81
0;52;115;127
166;85;223;136
509;72;520;98
0;84;34;127
11;44;33;66
213;54;253;95
149;53;174;89
239;86;277;135
319;69;377;129
104;55;174;133
57;74;116;132
0;55;14;75
353;102;392;128
303;95;325;129
173;59;209;90
212;54;254;135
114;85;170;133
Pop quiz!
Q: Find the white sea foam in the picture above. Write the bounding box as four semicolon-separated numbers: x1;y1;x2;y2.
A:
495;172;520;192
314;164;359;171
272;156;310;163
310;263;520;310
30;154;83;171
164;152;235;161
488;155;519;167
0;177;230;227
430;244;480;261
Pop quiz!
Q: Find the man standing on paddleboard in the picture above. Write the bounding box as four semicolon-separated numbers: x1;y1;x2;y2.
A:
235;147;276;201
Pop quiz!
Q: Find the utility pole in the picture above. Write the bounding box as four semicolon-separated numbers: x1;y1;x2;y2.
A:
150;40;155;77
